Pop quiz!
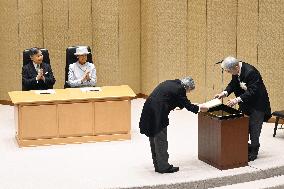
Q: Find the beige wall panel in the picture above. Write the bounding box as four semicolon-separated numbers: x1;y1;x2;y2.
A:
141;0;187;95
258;0;284;112
187;0;207;103
119;0;141;93
237;0;258;65
42;0;69;89
206;0;237;101
18;0;44;51
156;1;187;82
17;0;44;95
0;0;19;100
0;0;283;111
141;1;158;95
67;0;92;47
92;0;119;87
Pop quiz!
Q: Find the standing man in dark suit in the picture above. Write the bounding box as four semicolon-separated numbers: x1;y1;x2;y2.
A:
215;56;271;162
139;77;208;173
22;48;56;91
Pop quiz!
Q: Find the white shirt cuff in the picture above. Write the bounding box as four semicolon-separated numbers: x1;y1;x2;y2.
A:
236;97;242;103
223;91;228;97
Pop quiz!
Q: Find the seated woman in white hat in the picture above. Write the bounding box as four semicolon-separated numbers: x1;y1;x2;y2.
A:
68;46;97;87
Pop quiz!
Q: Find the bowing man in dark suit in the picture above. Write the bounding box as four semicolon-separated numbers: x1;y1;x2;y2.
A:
139;77;208;173
215;56;271;162
22;48;56;91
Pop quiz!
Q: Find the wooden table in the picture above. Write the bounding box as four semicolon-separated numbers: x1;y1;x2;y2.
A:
9;85;136;147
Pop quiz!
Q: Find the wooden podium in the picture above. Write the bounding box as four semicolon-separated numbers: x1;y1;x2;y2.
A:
9;85;136;147
198;104;249;170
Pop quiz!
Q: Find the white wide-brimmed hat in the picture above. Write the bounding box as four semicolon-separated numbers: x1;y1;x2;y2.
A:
74;46;90;55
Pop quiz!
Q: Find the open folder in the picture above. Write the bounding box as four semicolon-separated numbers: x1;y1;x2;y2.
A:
200;98;222;109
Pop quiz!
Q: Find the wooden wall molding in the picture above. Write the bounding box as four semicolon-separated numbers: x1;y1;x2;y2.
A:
135;93;148;99
0;100;13;106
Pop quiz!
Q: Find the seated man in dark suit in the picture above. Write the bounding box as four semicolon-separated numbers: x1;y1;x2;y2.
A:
22;48;56;90
215;56;271;162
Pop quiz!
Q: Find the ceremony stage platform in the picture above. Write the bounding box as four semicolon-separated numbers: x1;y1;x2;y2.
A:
0;99;284;189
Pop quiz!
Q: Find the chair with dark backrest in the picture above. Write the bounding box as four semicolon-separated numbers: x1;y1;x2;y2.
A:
64;46;93;88
272;111;284;137
22;48;50;91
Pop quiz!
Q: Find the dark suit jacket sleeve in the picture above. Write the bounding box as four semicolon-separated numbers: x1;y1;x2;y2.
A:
22;65;37;90
239;70;260;103
225;76;238;96
177;88;199;114
44;64;56;87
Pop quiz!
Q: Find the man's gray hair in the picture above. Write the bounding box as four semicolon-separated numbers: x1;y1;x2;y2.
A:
180;76;195;90
221;56;239;70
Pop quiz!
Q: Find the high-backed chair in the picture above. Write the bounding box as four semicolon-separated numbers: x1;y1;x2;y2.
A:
23;48;50;66
22;48;51;91
64;46;93;88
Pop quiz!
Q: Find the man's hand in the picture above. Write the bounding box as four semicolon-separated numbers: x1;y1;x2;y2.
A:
36;74;41;81
214;91;227;99
227;98;238;107
36;69;44;81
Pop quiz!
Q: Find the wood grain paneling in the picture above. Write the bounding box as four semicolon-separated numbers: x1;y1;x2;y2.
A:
42;0;68;89
0;0;20;100
119;0;141;93
92;0;119;87
58;102;93;136
94;100;130;134
237;0;258;65
141;0;187;95
187;0;207;103
258;0;284;112
206;0;237;101
20;104;57;139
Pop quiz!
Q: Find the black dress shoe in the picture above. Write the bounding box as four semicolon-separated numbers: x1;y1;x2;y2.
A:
156;165;179;174
248;144;260;162
248;154;257;162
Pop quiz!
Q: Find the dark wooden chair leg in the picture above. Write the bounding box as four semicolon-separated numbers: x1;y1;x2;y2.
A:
273;117;280;137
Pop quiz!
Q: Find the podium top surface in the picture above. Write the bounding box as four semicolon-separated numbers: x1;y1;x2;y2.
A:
202;104;244;120
9;85;136;104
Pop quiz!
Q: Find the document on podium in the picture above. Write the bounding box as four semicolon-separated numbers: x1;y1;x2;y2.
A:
200;98;222;109
34;89;56;94
80;87;102;92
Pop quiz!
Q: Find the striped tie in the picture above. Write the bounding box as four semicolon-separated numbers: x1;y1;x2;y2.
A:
36;64;40;72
